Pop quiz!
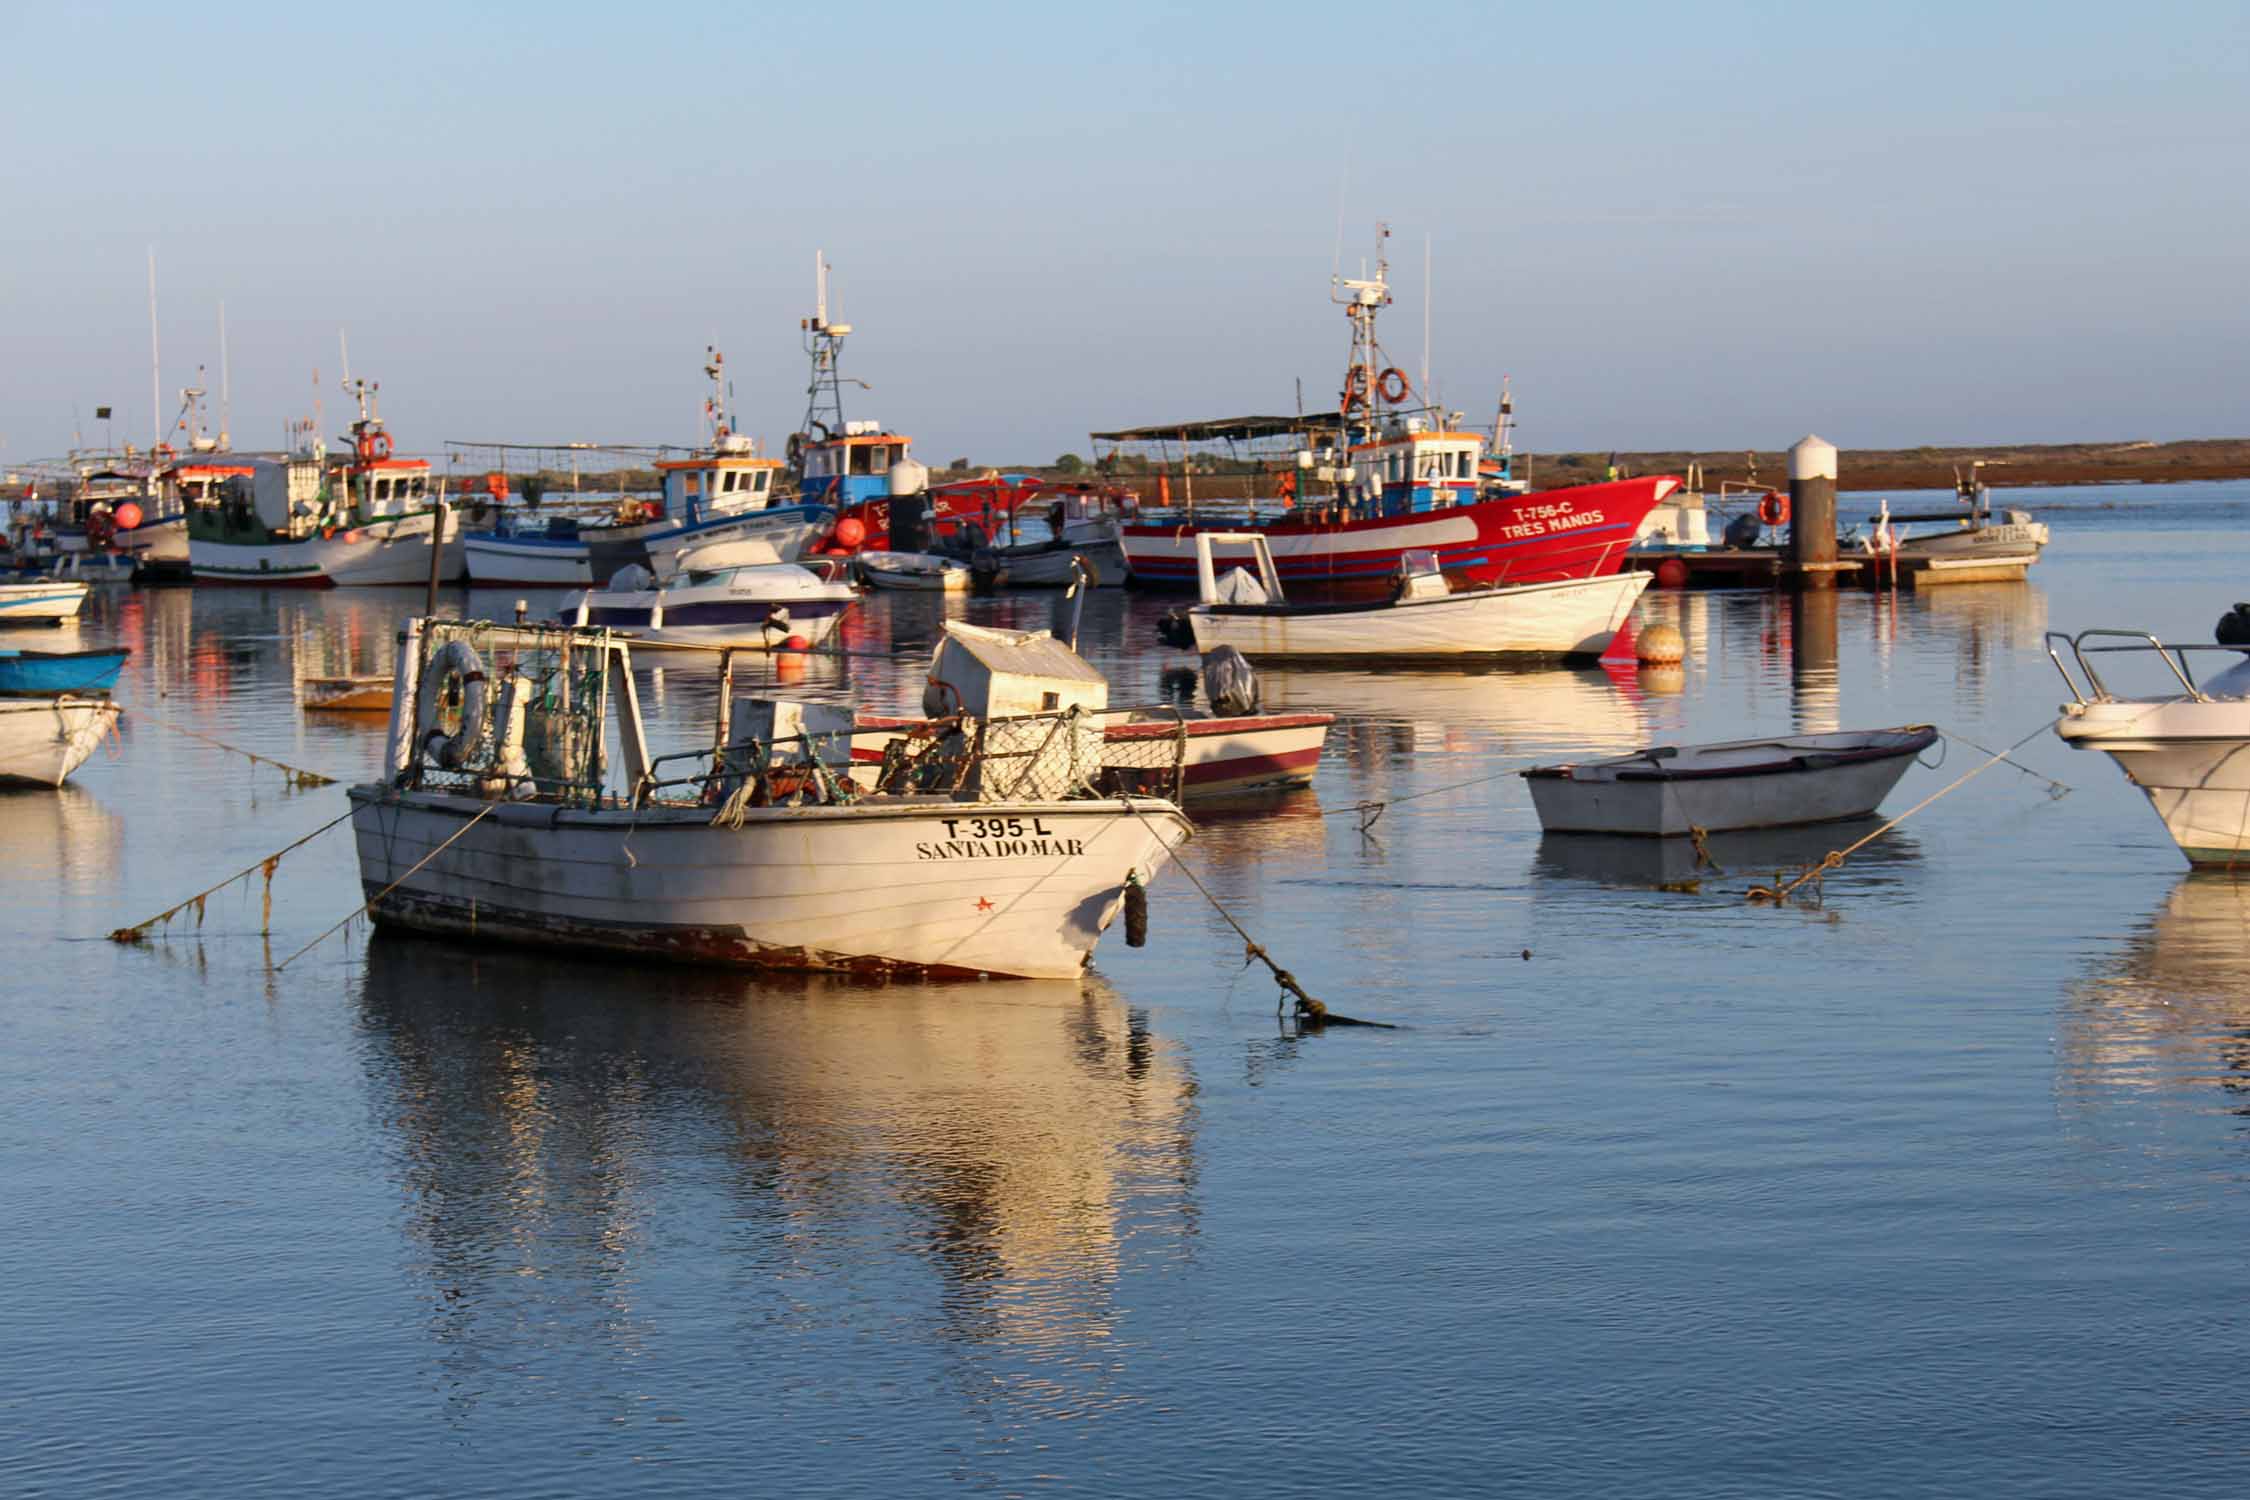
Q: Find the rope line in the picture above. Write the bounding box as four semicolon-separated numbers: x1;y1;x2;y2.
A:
125;703;336;787
276;802;499;969
109;806;356;944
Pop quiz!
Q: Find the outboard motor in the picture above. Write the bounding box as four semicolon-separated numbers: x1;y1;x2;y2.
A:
1723;511;1763;549
1201;645;1259;716
2215;602;2250;647
1155;607;1197;650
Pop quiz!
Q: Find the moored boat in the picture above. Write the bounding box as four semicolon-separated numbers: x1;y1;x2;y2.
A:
564;554;859;650
856;551;971;592
1171;533;1650;664
301;675;396;713
0;647;128;694
350;618;1192;979
0;580;92;625
0;694;120;786
2051;624;2250;867
1524;726;1938;836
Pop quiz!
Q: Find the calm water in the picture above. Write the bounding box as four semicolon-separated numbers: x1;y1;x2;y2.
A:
8;482;2250;1496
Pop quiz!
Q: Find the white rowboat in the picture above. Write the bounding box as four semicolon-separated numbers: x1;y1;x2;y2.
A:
1524;726;1938;836
0;695;120;786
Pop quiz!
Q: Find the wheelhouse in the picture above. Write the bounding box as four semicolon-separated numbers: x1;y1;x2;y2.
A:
799;423;912;507
658;452;783;524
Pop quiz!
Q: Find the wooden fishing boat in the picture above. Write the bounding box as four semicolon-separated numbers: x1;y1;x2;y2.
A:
856;551;971;592
0;694;120;786
1523;725;1938;836
1172;533;1649;663
0;580;91;625
349;619;1192;979
0;647;127;694
301;675;396;713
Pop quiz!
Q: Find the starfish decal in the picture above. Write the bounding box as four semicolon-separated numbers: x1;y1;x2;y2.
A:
975;897;995;912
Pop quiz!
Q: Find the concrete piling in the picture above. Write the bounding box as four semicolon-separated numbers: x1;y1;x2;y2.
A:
1788;434;1838;591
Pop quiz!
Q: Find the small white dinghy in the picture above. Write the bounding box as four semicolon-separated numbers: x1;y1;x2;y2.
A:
0;580;92;626
1172;533;1649;663
856;551;971;592
1524;725;1938;836
564;552;859;650
0;694;120;786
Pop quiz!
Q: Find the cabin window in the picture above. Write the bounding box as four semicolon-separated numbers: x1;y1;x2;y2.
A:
685;472;702;495
848;446;872;476
720;471;738;494
374;477;392;501
753;471;770;494
868;446;889;471
412;476;427;498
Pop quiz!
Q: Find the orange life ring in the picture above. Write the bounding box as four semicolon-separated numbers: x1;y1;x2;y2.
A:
152;442;177;462
1341;365;1371;410
366;430;394;461
1757;490;1789;527
1376;367;1411;404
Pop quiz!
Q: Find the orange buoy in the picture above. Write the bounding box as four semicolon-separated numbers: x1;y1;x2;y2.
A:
784;634;811;651
113;502;144;531
1654;556;1689;589
834;517;866;548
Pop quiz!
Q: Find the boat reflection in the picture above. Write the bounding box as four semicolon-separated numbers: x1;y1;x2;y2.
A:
2062;875;2250;1110
0;784;124;904
1533;816;1923;892
353;934;1198;1386
1256;665;1646;758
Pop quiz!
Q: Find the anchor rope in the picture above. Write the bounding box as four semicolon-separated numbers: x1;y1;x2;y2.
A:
123;703;337;787
276;802;499;969
108;806;356;944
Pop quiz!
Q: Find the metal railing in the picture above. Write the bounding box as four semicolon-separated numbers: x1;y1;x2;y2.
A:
2044;628;2248;707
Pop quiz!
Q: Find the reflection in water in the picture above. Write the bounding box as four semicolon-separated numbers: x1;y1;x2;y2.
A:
353;935;1197;1420
0;784;126;899
2063;876;2250;1110
1791;590;1840;735
1532;816;1924;892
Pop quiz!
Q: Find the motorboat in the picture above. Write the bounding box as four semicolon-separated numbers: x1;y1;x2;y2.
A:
2051;625;2250;867
564;554;859;650
1524;726;1937;836
301;675;396;713
0;694;120;786
856;551;971;592
1864;463;2048;585
971;487;1132;589
0;647;128;694
1165;532;1649;663
349;618;1192;979
0;580;91;625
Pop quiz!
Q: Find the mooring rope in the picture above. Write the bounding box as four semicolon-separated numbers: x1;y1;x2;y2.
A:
275;802;499;970
124;704;336;787
1747;719;2063;906
109;806;356;944
1118;800;1392;1029
1324;761;1536;835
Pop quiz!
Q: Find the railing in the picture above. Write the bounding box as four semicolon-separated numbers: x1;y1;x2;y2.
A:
2044;628;2246;707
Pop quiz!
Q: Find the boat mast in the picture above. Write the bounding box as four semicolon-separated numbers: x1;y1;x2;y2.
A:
800;250;854;443
147;247;161;452
218;302;230;450
1331;222;1392;445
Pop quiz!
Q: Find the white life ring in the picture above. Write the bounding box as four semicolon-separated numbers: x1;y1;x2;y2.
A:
417;638;490;769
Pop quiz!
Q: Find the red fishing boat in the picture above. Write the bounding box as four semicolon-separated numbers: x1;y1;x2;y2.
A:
1106;225;1679;601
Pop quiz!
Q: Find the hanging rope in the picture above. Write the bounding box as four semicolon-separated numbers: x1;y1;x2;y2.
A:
1935;723;2071;799
1325;761;1536;836
109;806;355;944
1118;801;1392;1029
275;802;499;970
125;704;336;787
1747;719;2061;906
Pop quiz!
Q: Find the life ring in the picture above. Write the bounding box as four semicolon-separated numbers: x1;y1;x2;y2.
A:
151;443;177;463
366;430;394;461
785;432;805;467
1340;366;1371;410
1757;490;1790;527
1376;367;1411;404
416;638;490;771
1069;552;1101;589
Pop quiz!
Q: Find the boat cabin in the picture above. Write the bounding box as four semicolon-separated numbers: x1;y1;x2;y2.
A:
798;421;913;507
162;462;256;515
348;457;433;519
1340;423;1484;516
658;446;784;526
189;456;326;542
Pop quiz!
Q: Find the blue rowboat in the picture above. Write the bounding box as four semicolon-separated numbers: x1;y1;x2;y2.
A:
0;647;129;694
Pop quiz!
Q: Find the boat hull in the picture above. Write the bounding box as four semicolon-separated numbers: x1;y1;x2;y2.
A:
347;788;1191;980
463;533;593;588
2058;700;2250;866
986;539;1129;588
1122;476;1678;601
644;505;833;577
0;649;127;694
1526;727;1936;836
852;712;1332;803
192;511;466;587
0;696;119;786
578;596;853;650
1188;572;1650;662
0;582;92;623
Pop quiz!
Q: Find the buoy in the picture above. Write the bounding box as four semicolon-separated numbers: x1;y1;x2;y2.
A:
774;653;806;683
1654;556;1689;590
833;517;866;548
784;634;810;651
1123;872;1148;947
113;502;144;531
1636;623;1686;665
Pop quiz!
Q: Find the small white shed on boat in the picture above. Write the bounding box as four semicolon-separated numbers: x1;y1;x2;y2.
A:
928;622;1110;718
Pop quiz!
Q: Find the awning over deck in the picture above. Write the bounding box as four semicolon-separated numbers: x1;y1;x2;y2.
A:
1089;414;1345;446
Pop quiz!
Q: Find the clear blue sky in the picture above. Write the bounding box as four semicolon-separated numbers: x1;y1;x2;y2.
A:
3;0;2245;467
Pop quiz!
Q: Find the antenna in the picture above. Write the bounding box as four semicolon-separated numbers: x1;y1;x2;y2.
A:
147;247;161;450
814;250;829;329
218;301;231;449
1421;233;1432;418
1331;162;1350;284
338;328;351;388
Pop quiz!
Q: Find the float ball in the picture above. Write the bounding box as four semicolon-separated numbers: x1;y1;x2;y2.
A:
784;634;811;651
833;517;867;548
1654;556;1688;589
1636;623;1686;665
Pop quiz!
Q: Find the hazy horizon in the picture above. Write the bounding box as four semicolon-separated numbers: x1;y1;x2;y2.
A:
5;1;2246;470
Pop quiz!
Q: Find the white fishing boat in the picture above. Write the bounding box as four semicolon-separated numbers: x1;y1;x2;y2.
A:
1863;464;2049;586
0;580;91;624
852;625;1333;804
0;695;120;786
1170;532;1649;663
857;551;971;592
2050;626;2250;867
1524;726;1937;836
564;553;859;650
349;618;1192;980
461;516;596;588
971;488;1133;589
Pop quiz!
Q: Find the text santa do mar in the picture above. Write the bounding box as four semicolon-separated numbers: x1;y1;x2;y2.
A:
917;815;1088;861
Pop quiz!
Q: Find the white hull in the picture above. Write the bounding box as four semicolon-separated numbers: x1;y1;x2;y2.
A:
613;612;849;651
348;788;1191;980
463;535;593;587
1189;571;1650;661
1897;520;2048;563
1526;727;1936;836
2058;698;2250;866
852;711;1333;803
0;696;118;786
990;540;1129;588
860;553;970;592
113;513;190;563
0;582;91;622
193;511;466;586
644;510;829;577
